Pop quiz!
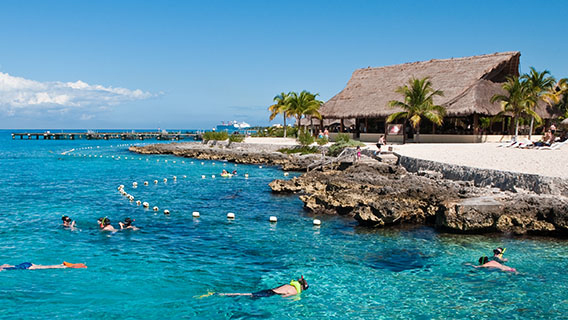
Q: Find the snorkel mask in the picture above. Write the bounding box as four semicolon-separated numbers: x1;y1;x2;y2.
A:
299;275;309;290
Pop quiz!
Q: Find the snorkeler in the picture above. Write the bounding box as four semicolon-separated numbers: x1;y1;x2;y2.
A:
98;217;117;232
61;215;76;228
207;276;308;298
474;256;516;273
0;261;87;271
491;247;508;263
231;170;237;175
119;218;139;230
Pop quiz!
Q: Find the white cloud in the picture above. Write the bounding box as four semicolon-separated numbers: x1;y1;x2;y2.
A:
0;72;154;115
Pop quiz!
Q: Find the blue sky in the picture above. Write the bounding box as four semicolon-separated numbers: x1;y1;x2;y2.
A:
0;0;566;129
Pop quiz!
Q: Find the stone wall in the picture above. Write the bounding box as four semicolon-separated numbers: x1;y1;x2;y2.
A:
396;154;568;196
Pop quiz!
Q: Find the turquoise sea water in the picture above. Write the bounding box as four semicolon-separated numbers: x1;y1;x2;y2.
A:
1;130;567;319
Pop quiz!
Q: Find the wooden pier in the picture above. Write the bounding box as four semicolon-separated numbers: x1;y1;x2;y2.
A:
11;131;202;141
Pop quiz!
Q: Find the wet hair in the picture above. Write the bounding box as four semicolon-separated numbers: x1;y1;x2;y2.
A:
62;215;71;223
98;217;110;227
123;218;133;226
479;256;489;265
299;276;309;290
493;247;503;255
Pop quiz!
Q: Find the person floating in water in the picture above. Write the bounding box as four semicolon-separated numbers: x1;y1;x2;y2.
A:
119;218;139;230
207;276;308;298
474;256;516;273
61;215;76;229
491;247;508;263
0;261;87;271
98;217;117;232
231;170;237;175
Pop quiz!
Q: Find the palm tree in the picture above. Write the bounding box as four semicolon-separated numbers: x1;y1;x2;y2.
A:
521;67;555;139
287;90;323;135
386;77;445;143
491;76;538;141
268;92;291;137
544;78;568;118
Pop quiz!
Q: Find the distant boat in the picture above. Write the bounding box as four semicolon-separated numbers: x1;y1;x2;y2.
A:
216;121;252;134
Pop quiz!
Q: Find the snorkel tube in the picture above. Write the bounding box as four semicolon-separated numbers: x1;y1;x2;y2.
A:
499;248;507;259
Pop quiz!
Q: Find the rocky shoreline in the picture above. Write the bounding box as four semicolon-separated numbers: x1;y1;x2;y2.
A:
130;142;568;237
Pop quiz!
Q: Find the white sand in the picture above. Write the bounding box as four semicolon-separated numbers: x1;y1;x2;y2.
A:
391;143;567;179
243;137;299;145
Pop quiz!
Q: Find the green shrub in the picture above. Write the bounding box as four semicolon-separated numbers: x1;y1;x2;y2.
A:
316;137;328;146
297;130;315;146
328;139;365;157
335;133;350;143
278;146;319;155
202;131;229;141
229;134;245;143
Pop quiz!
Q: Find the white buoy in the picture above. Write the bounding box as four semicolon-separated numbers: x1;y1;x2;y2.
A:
211;175;215;178
118;185;124;190
201;175;206;179
259;165;263;169
136;200;141;205
132;182;138;187
173;161;176;163
157;159;159;162
164;160;168;163
143;202;149;208
154;180;158;184
192;211;200;217
227;212;235;219
129;196;134;202
191;161;194;164
201;162;204;165
153;206;159;211
144;181;149;186
173;176;177;180
182;161;185;164
269;216;277;223
313;219;322;226
284;172;289;176
163;178;167;183
164;209;170;215
183;175;187;178
244;173;249;179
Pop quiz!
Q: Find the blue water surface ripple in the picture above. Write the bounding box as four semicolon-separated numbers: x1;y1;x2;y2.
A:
0;130;567;319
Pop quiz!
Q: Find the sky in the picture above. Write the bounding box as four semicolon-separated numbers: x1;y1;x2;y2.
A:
0;0;567;130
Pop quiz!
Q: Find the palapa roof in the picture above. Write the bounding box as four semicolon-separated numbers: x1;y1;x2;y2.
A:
321;51;523;119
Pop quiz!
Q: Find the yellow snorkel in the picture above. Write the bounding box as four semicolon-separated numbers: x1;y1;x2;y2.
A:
499;248;507;259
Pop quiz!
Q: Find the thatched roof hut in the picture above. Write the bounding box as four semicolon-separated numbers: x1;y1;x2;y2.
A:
321;52;525;119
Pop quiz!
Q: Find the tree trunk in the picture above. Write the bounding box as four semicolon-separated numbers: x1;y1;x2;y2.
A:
416;124;420;143
514;116;519;141
310;117;314;135
283;112;287;138
402;120;407;145
529;116;534;141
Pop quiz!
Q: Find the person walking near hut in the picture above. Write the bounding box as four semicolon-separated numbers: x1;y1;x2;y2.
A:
375;135;386;155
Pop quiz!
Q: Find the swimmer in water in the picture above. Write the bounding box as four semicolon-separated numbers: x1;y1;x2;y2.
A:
61;215;76;228
98;217;117;232
491;247;508;263
473;256;516;273
119;217;139;230
0;261;87;271
209;276;308;298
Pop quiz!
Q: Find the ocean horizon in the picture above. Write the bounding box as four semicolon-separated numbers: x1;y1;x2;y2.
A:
1;129;567;319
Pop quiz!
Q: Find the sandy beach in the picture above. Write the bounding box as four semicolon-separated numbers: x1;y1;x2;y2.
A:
391;143;567;179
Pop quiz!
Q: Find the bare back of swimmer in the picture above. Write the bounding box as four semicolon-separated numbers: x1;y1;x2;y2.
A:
213;276;308;298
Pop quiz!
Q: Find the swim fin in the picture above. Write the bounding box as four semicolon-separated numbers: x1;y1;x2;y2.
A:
63;261;87;268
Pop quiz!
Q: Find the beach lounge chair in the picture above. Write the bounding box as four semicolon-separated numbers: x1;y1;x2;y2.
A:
538;140;567;150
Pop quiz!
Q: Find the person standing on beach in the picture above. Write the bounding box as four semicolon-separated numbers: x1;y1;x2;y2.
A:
356;146;361;162
375;135;386;155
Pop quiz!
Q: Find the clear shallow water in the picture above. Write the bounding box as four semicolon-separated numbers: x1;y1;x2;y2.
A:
1;130;567;319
